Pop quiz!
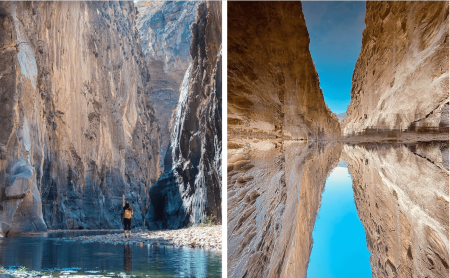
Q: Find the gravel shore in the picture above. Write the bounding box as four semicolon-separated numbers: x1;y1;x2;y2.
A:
55;226;222;250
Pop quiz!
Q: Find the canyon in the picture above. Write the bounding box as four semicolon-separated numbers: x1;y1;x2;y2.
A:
136;1;199;168
227;1;448;278
0;0;222;237
147;1;222;229
0;1;160;235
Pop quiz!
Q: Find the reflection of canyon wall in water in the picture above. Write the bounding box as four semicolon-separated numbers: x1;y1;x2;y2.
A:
342;1;449;136
227;139;341;277
343;143;449;278
136;1;200;167
0;1;160;235
227;2;340;140
147;2;222;229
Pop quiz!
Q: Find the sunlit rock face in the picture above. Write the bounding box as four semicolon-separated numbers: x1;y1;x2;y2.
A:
147;2;222;230
227;138;341;278
343;143;449;278
342;1;449;136
228;2;340;140
0;1;160;235
136;1;200;168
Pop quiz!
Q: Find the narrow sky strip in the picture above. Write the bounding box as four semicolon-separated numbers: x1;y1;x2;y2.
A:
302;1;366;115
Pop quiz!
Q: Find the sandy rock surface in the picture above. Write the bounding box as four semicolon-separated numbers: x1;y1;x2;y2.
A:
57;226;222;250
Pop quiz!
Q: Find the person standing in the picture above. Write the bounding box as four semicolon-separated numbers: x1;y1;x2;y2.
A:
123;195;133;238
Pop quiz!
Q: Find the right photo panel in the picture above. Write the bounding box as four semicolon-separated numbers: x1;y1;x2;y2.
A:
227;1;449;278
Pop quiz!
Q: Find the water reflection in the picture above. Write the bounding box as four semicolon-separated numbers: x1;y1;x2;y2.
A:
123;244;132;273
227;138;449;278
0;235;222;277
307;161;371;278
343;141;449;278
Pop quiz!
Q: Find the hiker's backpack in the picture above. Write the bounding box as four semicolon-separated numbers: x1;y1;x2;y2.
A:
124;208;132;219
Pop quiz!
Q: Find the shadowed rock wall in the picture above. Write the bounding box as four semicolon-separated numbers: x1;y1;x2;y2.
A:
0;1;160;235
136;1;200;168
343;143;449;278
342;1;449;136
227;2;340;140
147;1;222;230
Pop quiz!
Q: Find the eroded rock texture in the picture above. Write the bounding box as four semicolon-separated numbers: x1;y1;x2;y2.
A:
227;139;341;278
343;143;449;278
228;2;340;140
136;1;200;168
0;1;160;235
147;2;222;230
342;1;449;136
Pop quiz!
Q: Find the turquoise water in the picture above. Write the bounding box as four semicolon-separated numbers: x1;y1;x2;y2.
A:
307;161;372;278
0;233;221;277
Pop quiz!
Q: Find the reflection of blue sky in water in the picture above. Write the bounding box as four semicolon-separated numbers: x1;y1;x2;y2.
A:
307;161;371;278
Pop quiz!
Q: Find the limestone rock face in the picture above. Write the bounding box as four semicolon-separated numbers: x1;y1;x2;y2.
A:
136;1;199;168
227;2;340;140
342;2;449;136
343;143;449;278
227;139;341;278
0;159;46;236
147;2;222;229
0;1;160;234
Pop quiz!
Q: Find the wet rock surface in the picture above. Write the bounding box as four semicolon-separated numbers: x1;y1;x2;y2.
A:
0;1;160;235
57;226;222;250
343;142;449;278
136;1;200;168
227;138;341;278
147;2;222;230
342;1;449;136
227;2;340;140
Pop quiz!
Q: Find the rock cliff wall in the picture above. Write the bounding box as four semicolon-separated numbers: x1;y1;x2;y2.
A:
136;1;199;168
342;1;449;136
0;1;160;235
227;2;340;140
227;139;341;278
343;143;449;278
147;2;222;230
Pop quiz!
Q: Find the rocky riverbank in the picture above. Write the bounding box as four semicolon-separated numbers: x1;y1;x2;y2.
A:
55;226;222;250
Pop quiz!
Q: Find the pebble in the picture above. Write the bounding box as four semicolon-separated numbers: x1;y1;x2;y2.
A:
56;226;222;250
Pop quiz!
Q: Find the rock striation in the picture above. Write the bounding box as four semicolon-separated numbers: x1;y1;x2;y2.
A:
0;1;160;235
147;2;222;230
343;143;449;278
227;2;340;140
342;1;449;136
227;139;341;278
136;1;200;168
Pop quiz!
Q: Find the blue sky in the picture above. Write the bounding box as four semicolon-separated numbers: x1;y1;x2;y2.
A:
307;164;372;278
302;1;366;114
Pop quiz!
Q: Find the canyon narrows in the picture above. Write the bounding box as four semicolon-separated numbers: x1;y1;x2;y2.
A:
0;0;222;239
136;1;200;168
227;1;449;278
147;1;222;230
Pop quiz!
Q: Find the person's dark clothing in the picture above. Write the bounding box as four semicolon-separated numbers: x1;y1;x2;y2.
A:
124;218;131;231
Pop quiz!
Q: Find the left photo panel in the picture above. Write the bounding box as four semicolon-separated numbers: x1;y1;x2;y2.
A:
0;1;222;277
